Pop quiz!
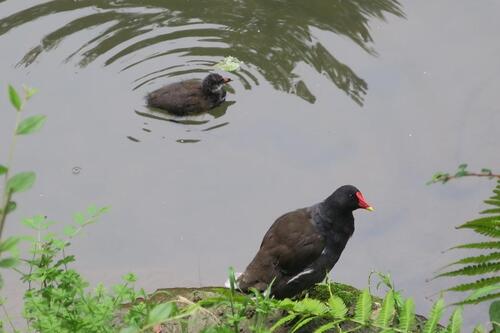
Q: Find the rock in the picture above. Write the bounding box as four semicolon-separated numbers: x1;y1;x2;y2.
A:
118;283;437;333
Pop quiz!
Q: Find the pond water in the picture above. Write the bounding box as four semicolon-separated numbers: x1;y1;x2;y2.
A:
1;0;499;329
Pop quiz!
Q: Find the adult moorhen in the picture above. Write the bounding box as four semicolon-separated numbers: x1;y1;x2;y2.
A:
237;185;373;299
146;73;232;116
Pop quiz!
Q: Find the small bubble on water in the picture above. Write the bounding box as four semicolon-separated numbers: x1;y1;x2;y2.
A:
72;166;81;175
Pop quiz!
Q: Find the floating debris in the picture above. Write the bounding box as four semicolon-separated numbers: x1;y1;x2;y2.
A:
214;56;242;72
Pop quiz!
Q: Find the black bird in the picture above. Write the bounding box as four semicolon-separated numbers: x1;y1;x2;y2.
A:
237;185;373;299
146;73;232;116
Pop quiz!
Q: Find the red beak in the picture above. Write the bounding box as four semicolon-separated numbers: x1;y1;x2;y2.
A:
223;77;232;84
355;191;374;211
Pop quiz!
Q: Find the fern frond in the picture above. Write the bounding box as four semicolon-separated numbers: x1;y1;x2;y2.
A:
328;295;347;319
453;292;500;306
354;289;372;324
446;308;463;333
313;322;335;333
398;298;416;333
459;216;500;227
291;316;314;333
293;298;328;316
446;252;500;266
467;225;500;238
446;276;500;292
270;313;296;332
457;219;500;238
375;290;395;327
436;261;500;278
480;208;500;214
451;241;500;250
423;298;444;333
484;199;500;206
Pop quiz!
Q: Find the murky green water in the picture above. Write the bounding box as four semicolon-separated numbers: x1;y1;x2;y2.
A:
1;0;499;328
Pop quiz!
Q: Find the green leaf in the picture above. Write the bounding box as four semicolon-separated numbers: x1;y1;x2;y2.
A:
0;237;20;253
270;313;296;332
446;252;500;267
228;266;236;292
293;298;328;316
8;85;22;111
376;290;395;327
446;277;500;292
123;273;137;283
87;204;98;215
7;172;36;193
0;165;7;175
437;262;500;278
0;257;18;268
328;295;347;319
73;212;85;225
452;241;500;250
313;322;335;333
490;301;500;333
0;201;17;216
465;283;500;300
147;302;176;325
23;85;38;100
63;225;78;237
447;308;462;333
16;115;47;135
473;324;486;333
398;298;416;333
214;56;242;72
423;298;444;333
291;316;314;333
354;288;372;324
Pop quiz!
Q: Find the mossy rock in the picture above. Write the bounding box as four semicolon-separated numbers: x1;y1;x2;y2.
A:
119;283;436;333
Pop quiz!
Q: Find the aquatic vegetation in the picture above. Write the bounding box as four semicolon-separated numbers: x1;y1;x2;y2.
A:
214;57;242;72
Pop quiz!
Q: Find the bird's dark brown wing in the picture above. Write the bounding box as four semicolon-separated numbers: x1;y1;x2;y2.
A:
260;208;325;274
147;80;208;114
238;208;325;292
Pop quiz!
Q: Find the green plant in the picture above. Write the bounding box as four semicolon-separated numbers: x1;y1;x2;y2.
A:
197;271;467;333
0;87;190;333
16;207;194;333
427;164;500;185
429;165;500;330
434;178;500;305
0;85;44;281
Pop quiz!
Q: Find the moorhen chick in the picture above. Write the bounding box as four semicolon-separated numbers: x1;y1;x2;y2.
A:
146;73;232;116
237;185;373;299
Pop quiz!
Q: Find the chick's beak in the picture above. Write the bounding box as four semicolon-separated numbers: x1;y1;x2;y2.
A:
223;77;232;84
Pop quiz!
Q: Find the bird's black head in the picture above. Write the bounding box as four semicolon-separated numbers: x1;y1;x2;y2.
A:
202;73;232;94
324;185;374;212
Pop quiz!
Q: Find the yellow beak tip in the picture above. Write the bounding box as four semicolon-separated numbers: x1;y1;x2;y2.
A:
366;206;374;212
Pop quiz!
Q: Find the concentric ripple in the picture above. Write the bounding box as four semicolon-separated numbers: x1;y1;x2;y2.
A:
0;0;404;141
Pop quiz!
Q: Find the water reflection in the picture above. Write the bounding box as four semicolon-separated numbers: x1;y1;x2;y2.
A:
0;0;404;105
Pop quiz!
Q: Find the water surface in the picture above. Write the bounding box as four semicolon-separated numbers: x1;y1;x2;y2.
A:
0;0;499;328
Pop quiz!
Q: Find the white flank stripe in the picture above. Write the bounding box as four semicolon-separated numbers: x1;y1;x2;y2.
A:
287;268;314;284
